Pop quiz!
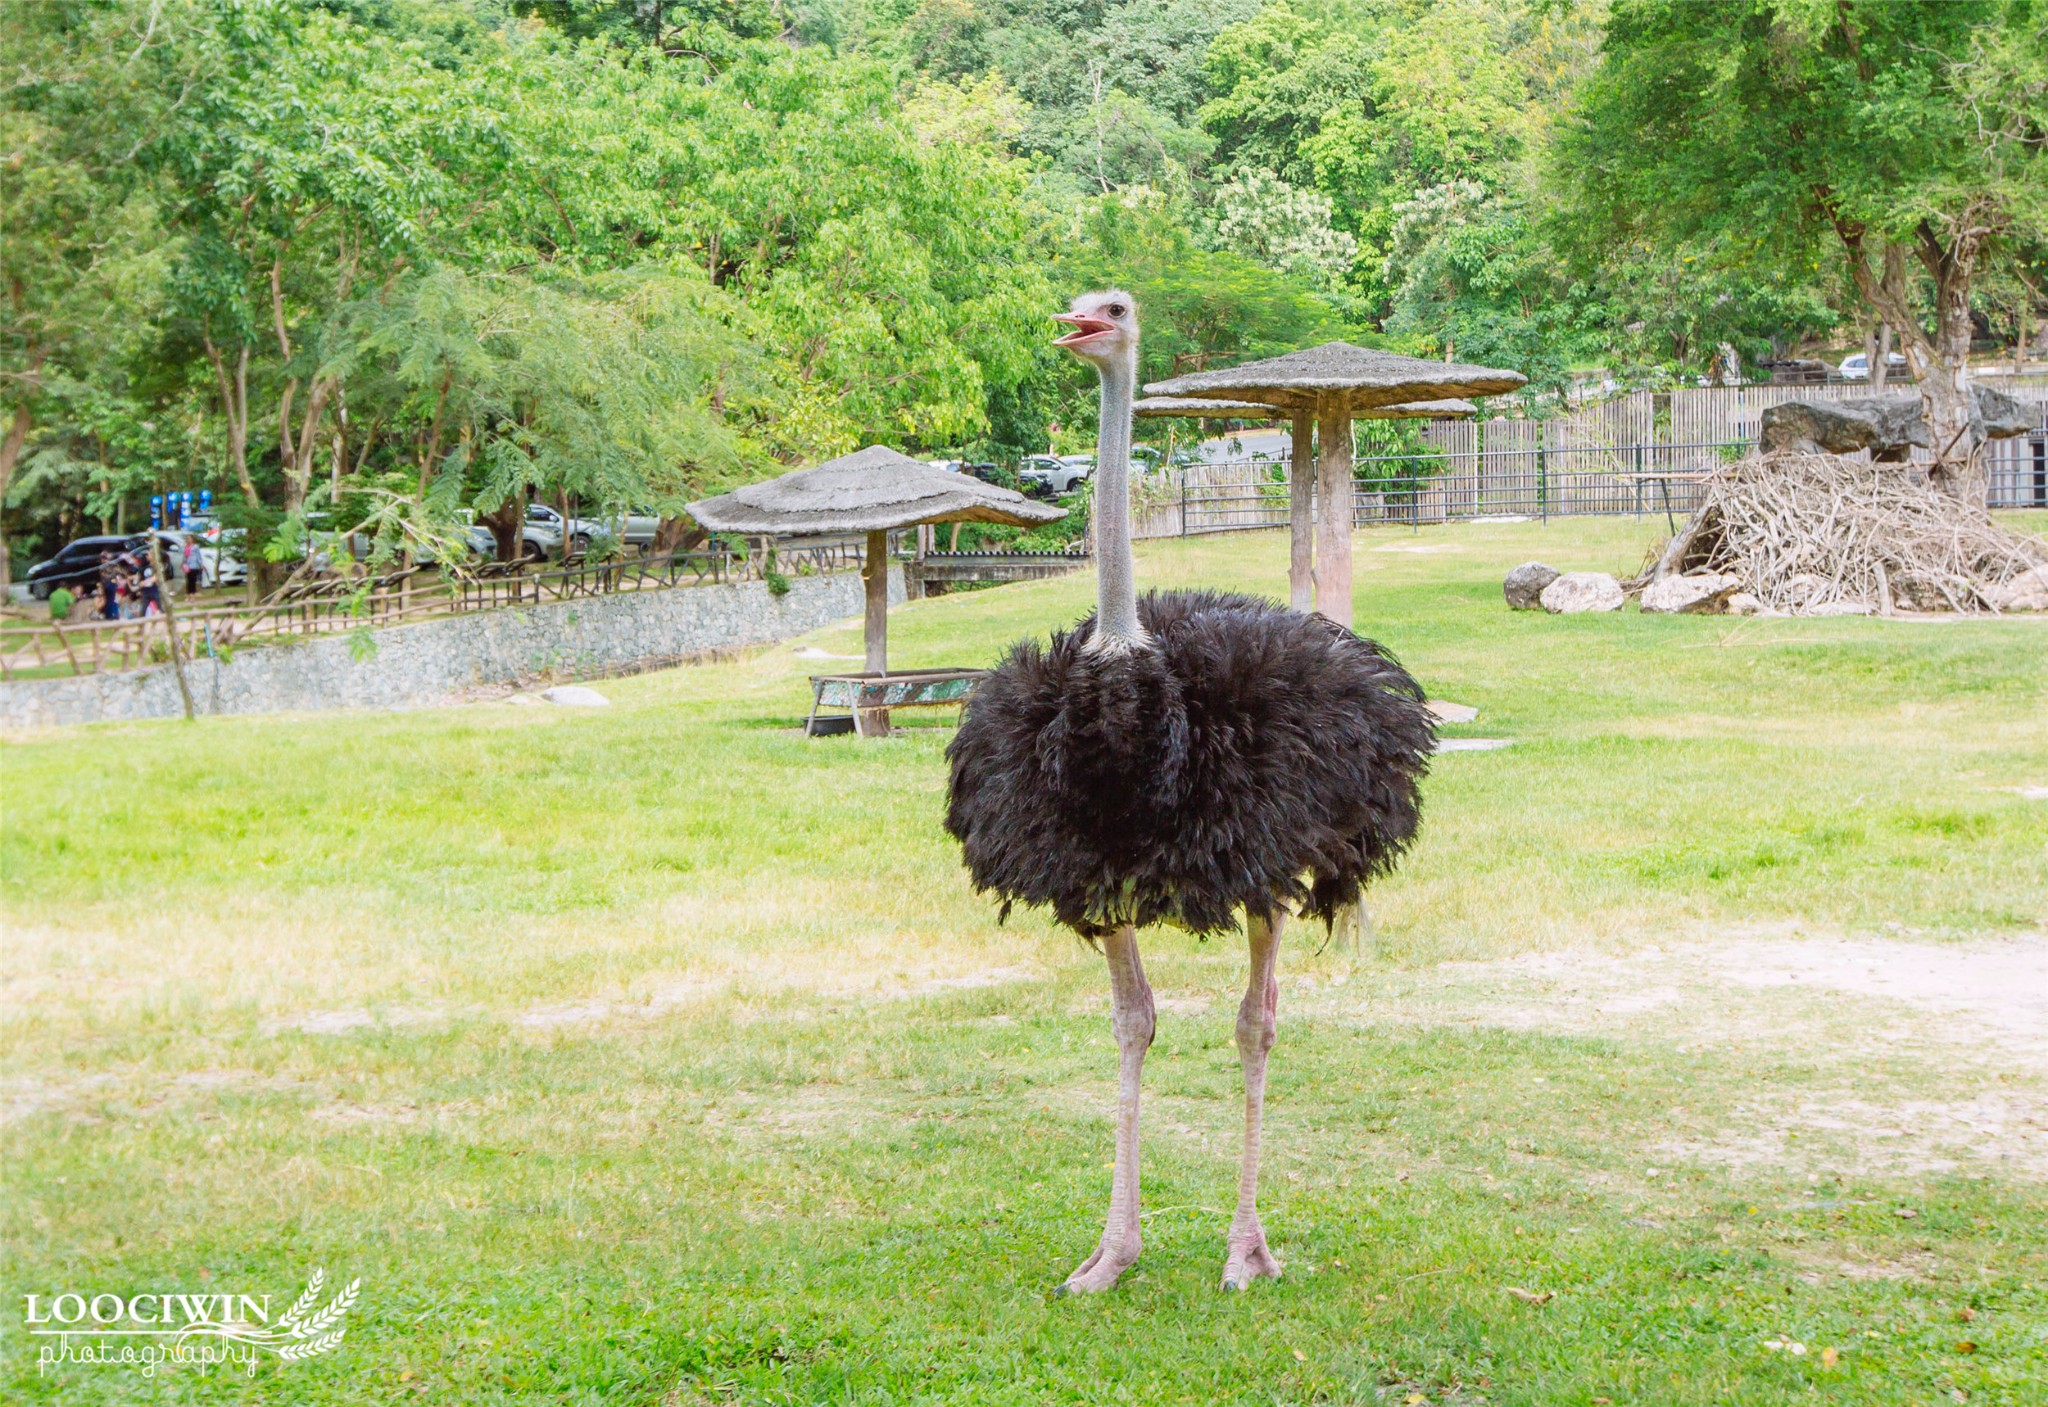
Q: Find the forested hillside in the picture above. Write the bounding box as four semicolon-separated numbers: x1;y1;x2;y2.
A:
3;0;2041;582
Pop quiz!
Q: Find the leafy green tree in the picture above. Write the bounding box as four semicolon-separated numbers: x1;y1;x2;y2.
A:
0;0;176;586
1207;170;1359;293
146;0;455;570
1562;0;2048;498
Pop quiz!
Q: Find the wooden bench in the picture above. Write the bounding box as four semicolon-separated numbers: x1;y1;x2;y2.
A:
806;668;989;738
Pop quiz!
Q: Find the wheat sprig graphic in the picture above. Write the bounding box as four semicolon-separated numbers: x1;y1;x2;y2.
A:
277;1327;348;1361
276;1270;327;1333
289;1278;360;1340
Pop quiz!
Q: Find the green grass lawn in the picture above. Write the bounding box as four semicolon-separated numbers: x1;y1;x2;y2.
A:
3;516;2045;1405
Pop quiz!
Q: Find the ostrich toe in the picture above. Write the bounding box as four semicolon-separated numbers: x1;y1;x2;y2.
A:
1057;1234;1141;1294
1221;1229;1282;1291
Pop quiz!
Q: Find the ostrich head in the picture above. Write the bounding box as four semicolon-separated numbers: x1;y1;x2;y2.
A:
1053;290;1138;369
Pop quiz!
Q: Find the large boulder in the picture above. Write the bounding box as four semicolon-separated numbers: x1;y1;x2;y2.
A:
1504;561;1560;610
1758;384;2039;461
1973;384;2038;440
1641;571;1742;614
1987;565;2048;612
1758;397;1928;460
1540;571;1624;614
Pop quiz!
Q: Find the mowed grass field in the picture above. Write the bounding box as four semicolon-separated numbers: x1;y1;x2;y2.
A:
2;516;2045;1406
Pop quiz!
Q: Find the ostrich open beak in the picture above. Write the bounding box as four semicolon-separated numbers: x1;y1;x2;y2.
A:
1053;313;1114;348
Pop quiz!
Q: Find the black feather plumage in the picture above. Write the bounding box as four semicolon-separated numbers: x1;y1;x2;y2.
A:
945;589;1436;937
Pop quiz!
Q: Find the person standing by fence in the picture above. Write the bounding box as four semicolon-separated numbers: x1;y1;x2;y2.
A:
181;535;205;597
97;552;120;620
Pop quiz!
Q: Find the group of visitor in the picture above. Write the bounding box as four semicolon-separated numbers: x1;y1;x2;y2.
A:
45;536;207;624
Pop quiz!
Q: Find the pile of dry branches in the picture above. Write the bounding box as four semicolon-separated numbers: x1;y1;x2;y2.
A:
1647;452;2047;614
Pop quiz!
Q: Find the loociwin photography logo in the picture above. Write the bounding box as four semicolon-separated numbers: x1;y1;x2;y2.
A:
23;1269;361;1378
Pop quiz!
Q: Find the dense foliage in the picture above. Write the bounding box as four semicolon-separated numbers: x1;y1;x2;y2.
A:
3;0;2042;576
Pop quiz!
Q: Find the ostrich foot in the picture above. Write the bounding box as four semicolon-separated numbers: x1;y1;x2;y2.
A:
1057;1236;1140;1295
1221;1227;1282;1291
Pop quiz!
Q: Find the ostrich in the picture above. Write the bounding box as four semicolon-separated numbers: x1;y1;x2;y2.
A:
945;291;1437;1293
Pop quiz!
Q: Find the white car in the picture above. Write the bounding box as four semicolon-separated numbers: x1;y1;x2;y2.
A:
149;527;246;586
1020;455;1094;495
1839;352;1910;381
526;503;659;553
594;507;660;548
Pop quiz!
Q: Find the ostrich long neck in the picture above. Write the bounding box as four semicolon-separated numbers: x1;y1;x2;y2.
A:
1093;349;1142;645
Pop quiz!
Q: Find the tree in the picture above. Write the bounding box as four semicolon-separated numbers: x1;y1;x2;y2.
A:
151;1;453;529
0;0;174;587
1563;0;2048;500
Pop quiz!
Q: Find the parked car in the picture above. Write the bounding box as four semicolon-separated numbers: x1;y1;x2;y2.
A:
522;502;657;555
1839;351;1911;381
592;506;659;549
142;528;246;588
22;534;145;598
1020;454;1094;495
458;509;553;562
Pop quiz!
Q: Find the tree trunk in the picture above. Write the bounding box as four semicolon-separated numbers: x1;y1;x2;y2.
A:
1832;220;1988;503
858;529;891;737
1916;259;1984;501
650;515;705;555
1313;400;1353;628
1288;412;1314;612
478;495;526;563
0;393;32;592
1871;323;1891;392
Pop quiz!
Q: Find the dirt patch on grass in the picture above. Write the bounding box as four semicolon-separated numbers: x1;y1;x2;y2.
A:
1352;932;2047;1074
1657;1089;2048;1179
1326;930;2048;1181
262;1004;448;1037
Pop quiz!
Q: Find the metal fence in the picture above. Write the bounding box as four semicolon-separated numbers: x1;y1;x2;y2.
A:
1139;400;2048;540
1154;440;1744;539
1992;431;2048;509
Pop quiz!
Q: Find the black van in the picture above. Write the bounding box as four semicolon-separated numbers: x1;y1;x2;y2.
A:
23;535;145;599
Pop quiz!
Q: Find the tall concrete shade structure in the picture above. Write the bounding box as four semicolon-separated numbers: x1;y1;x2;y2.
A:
1147;345;1521;626
1134;388;1484;614
689;445;1064;733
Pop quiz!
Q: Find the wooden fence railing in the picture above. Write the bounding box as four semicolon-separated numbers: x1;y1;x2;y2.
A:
0;544;880;681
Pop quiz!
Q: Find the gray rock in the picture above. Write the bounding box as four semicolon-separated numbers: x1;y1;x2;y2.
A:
1758;384;2038;461
1987;565;2048;612
542;685;612;707
1758;397;1928;460
1503;561;1560;609
1641;572;1741;614
1805;600;1875;617
1540;572;1624;614
1724;591;1765;617
1970;384;2036;440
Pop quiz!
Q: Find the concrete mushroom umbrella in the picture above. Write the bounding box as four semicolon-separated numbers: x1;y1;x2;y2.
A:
688;445;1064;734
1134;392;1479;613
1146;346;1522;626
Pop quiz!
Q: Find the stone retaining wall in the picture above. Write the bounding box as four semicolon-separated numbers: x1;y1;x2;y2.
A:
0;567;900;729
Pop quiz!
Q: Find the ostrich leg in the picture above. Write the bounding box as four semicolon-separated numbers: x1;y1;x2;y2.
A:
1061;924;1154;1293
1223;910;1284;1289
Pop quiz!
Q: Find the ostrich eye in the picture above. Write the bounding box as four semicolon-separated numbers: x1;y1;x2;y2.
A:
1108;303;1127;318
